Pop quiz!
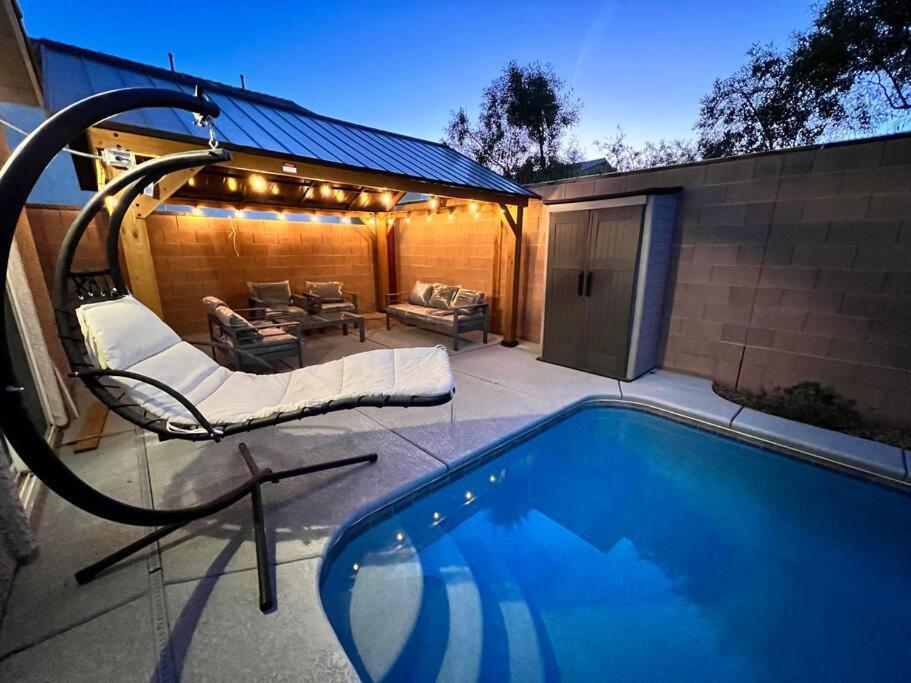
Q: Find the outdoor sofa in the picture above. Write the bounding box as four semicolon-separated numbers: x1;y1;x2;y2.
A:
386;281;489;351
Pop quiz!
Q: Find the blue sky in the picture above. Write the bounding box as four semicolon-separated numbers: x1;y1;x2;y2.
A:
19;0;816;156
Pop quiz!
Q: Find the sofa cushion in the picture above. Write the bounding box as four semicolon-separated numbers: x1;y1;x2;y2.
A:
306;281;344;303
429;283;460;310
320;301;356;313
248;280;291;306
408;281;434;306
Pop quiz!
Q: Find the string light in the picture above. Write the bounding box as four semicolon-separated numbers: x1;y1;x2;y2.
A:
320;183;332;198
488;474;496;483
187;177;196;187
352;563;359;573
433;511;441;521
248;174;268;193
464;490;474;501
226;177;238;192
271;183;280;196
276;211;286;221
469;202;479;214
382;191;393;208
234;209;243;218
395;531;405;542
428;196;439;210
425;213;432;222
405;213;412;224
190;206;203;216
448;209;455;221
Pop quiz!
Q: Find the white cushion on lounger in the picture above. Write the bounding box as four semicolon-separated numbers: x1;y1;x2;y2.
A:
76;295;180;369
122;343;232;422
75;296;455;429
196;372;292;424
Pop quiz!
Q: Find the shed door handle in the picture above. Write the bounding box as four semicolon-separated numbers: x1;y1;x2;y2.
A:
585;271;593;297
577;271;584;296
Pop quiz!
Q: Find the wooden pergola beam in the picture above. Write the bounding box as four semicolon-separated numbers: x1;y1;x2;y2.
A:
85;127;531;207
133;166;203;218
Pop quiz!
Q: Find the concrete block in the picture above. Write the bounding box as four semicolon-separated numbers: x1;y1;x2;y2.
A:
812;141;884;173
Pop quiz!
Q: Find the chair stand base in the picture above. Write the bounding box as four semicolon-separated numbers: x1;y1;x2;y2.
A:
73;444;379;613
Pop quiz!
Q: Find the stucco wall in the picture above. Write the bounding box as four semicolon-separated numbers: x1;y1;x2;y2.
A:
527;133;911;426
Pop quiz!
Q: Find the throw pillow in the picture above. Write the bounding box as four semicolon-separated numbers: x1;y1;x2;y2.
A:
451;288;485;308
429;283;460;310
408;281;434;306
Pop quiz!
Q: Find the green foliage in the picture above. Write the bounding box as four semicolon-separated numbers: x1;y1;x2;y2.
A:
718;381;911;449
595;126;700;172
740;382;863;431
444;61;581;179
790;0;910;127
696;43;848;158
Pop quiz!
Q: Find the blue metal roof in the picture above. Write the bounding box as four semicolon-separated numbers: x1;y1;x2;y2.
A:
33;39;535;200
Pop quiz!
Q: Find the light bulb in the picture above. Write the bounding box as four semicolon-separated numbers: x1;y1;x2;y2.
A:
320;183;332;197
226;177;238;192
248;174;267;193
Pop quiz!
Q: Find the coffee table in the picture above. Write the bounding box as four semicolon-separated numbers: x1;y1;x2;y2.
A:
270;310;366;342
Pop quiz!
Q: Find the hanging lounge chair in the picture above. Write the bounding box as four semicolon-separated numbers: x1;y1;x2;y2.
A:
0;87;454;612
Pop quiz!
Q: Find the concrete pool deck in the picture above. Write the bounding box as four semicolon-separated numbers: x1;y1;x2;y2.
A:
1;326;908;681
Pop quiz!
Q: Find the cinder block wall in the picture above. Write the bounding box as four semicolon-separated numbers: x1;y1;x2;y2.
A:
25;208;377;336
527;133;911;426
395;210;498;295
145;214;376;334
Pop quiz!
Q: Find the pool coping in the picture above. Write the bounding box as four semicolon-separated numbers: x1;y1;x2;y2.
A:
318;392;911;614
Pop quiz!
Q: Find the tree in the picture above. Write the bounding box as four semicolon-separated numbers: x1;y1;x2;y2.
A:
595;127;699;171
444;61;581;178
695;43;847;158
790;0;910;127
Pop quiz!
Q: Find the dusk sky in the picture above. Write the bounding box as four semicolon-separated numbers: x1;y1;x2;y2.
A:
19;0;817;155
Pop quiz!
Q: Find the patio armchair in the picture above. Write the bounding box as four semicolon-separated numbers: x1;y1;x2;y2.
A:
386;281;489;351
297;280;358;315
246;280;309;319
203;296;303;370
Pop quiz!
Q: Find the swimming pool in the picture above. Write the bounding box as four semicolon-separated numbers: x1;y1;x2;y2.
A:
320;406;911;681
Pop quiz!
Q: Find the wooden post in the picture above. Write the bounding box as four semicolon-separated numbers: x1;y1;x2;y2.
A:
374;214;389;312
498;204;523;347
120;209;164;316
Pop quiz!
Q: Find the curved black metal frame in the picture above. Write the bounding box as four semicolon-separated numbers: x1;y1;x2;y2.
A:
0;87;452;611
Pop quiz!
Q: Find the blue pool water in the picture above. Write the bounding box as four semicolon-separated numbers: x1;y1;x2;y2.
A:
320;407;911;681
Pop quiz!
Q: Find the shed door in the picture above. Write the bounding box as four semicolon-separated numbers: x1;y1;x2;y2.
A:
541;210;590;368
581;205;644;377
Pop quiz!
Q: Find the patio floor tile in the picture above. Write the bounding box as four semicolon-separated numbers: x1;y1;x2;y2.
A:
358;370;555;468
0;430;151;655
451;345;621;406
162;558;356;682
146;409;446;583
0;594;157;682
620;369;742;427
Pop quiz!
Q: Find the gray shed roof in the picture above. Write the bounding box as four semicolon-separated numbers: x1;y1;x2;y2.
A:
33;39;536;200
